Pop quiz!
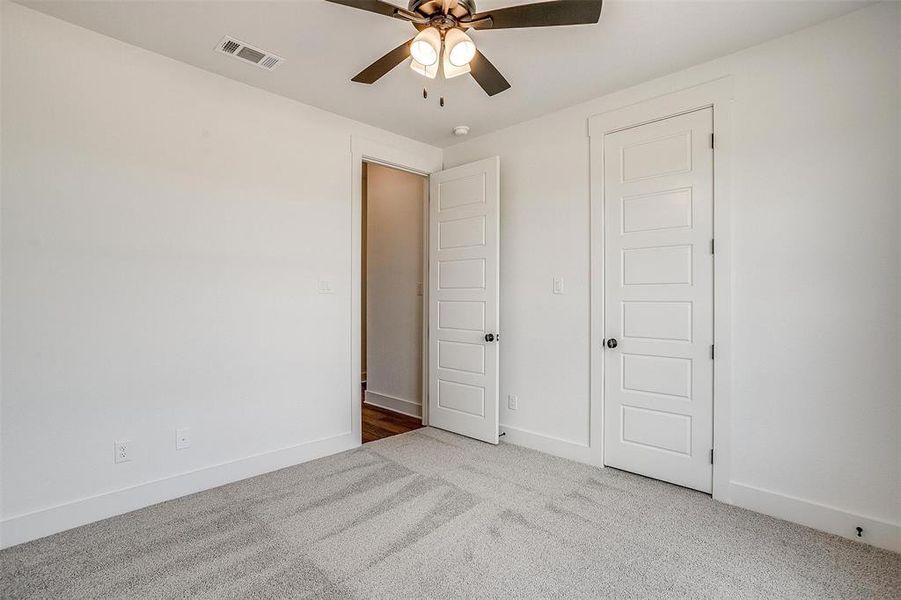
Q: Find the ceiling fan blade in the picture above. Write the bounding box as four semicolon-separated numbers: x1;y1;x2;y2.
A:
324;0;416;21
464;0;603;30
469;50;511;96
351;39;413;84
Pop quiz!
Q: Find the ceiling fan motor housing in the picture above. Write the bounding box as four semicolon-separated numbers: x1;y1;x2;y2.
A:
409;0;477;26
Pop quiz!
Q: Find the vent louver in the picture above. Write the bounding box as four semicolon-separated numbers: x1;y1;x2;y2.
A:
216;36;285;71
221;39;240;54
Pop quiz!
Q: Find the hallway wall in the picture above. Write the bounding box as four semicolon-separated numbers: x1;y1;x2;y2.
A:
364;164;426;418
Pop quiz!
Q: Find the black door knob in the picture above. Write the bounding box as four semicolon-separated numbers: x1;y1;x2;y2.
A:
484;333;495;342
606;338;618;349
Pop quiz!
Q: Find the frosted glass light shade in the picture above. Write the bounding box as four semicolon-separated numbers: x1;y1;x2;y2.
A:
410;57;438;79
442;47;471;79
410;27;440;66
445;28;476;67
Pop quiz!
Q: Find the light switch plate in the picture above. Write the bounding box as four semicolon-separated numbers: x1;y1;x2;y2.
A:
553;277;565;295
317;279;334;294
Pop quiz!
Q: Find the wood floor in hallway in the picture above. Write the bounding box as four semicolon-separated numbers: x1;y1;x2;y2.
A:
362;403;423;443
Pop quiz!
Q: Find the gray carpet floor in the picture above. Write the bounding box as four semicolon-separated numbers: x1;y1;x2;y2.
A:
3;427;900;599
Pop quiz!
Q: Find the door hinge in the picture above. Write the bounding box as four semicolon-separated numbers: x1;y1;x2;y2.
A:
710;344;715;360
710;133;715;149
710;449;714;464
710;238;715;255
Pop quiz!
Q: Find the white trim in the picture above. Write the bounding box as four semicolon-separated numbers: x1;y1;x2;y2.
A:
364;390;422;418
350;136;441;443
498;424;592;463
730;481;901;554
0;431;357;550
420;175;430;427
588;77;735;497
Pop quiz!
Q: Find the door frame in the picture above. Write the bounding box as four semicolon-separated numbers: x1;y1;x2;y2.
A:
351;137;441;445
587;78;734;502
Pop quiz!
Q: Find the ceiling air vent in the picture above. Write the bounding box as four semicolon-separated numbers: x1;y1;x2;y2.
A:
216;36;285;71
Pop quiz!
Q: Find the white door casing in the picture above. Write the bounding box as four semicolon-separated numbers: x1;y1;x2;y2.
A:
602;108;714;492
351;136;442;445
428;157;500;444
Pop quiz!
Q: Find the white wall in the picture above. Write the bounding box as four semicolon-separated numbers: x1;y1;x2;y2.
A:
0;2;441;548
365;163;425;417
444;2;901;551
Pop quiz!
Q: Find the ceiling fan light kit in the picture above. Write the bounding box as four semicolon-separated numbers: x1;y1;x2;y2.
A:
411;26;474;79
328;0;603;96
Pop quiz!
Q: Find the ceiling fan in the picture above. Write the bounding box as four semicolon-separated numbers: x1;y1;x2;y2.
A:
325;0;604;96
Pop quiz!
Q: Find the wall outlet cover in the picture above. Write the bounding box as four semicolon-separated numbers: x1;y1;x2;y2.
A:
114;440;131;463
507;394;519;410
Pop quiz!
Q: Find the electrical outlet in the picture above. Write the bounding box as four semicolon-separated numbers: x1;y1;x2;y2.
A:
317;279;334;294
114;440;131;463
507;394;519;410
553;277;565;295
176;427;192;450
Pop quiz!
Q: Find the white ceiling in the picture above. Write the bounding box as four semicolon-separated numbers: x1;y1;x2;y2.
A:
19;0;866;147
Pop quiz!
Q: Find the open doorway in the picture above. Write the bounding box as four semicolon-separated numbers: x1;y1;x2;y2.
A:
361;161;427;443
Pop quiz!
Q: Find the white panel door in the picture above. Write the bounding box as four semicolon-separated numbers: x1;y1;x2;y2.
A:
428;157;500;444
603;108;714;492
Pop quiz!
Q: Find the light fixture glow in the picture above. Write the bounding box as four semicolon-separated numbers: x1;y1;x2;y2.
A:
410;27;440;67
445;28;476;67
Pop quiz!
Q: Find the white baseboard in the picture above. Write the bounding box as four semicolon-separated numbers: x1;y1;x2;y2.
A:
729;481;901;553
499;424;593;464
364;390;422;418
0;431;359;550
